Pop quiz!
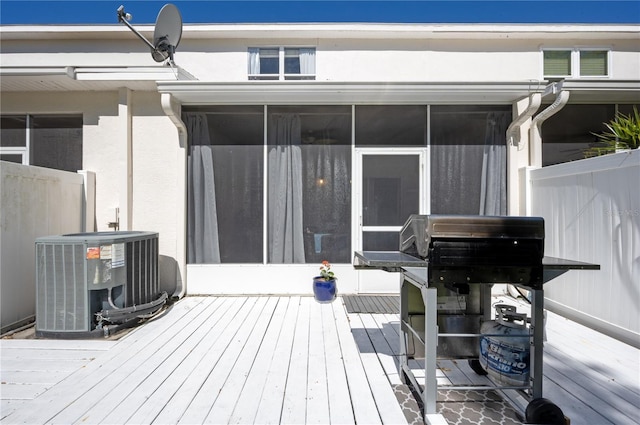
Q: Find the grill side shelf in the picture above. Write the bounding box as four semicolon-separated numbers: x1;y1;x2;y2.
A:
353;251;427;272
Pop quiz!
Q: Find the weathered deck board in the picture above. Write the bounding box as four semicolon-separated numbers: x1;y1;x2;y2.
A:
343;295;399;314
322;299;357;425
2;295;638;425
227;297;292;424
102;296;243;424
331;300;388;425
253;296;304;425
1;296;208;423
340;310;407;424
176;297;271;425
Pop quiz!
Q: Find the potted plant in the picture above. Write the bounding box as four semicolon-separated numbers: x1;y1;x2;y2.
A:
584;106;640;158
313;260;337;303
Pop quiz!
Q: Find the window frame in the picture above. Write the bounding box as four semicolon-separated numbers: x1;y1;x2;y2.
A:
0;113;82;171
1;115;30;165
542;47;611;79
0;148;28;164
248;46;316;81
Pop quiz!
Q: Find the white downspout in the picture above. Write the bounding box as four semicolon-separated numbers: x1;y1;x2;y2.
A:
529;87;570;168
506;93;542;215
506;93;542;148
161;93;188;299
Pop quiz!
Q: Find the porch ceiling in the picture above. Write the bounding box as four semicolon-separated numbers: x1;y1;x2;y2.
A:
156;81;547;105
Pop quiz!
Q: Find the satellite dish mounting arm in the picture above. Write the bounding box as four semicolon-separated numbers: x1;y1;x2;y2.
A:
117;5;157;52
117;4;180;63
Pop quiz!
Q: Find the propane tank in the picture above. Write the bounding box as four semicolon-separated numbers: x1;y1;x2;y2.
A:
479;304;530;386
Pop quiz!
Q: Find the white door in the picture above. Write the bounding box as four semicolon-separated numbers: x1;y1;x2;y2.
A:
355;149;428;293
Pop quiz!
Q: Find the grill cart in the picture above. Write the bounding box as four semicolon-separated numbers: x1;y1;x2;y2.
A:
354;215;599;424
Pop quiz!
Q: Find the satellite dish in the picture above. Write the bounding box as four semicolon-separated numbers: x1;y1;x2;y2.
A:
117;3;183;64
152;4;182;62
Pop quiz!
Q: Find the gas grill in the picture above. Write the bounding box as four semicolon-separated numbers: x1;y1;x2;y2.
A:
354;214;599;424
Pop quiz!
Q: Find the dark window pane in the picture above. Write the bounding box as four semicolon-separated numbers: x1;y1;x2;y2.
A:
268;106;352;264
356;105;427;146
30;115;82;172
541;104;615;166
430;105;510;215
1;116;27;147
580;50;607;76
186;106;265;263
544;50;571;76
260;48;279;75
363;155;419;226
363;232;399;251
284;48;301;74
0;154;23;163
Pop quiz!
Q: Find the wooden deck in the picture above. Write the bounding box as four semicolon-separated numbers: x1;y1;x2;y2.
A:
1;295;639;425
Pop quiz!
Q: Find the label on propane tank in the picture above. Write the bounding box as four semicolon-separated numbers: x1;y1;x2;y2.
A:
480;336;530;384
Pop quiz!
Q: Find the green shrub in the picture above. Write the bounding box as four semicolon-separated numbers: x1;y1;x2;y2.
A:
584;106;640;158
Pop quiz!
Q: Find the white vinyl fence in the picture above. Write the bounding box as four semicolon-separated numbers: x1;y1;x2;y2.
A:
528;149;639;347
0;162;94;333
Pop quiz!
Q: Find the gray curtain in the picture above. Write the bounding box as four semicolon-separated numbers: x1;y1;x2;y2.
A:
430;109;509;215
479;112;508;215
268;114;305;263
185;113;221;263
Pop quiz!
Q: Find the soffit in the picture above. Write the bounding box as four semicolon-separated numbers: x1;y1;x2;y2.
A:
0;66;196;92
156;81;547;105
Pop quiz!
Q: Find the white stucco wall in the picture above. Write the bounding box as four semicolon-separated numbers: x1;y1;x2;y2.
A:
3;25;638;84
1;23;638;297
131;91;183;296
0;90;184;298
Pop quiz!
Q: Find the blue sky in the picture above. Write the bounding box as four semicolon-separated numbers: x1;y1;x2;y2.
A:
0;1;639;25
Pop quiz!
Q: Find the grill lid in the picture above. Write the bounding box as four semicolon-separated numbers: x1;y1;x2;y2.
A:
400;214;545;261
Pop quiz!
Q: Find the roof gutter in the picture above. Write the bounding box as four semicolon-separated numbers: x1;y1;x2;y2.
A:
530;82;570;167
160;93;188;300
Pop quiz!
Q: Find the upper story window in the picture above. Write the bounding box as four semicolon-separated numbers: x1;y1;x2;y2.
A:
543;48;609;79
248;47;316;80
0;114;82;172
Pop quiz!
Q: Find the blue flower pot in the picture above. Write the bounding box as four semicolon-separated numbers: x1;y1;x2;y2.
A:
313;277;337;303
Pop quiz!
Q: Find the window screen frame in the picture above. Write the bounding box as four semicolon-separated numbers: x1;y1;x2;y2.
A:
248;47;316;81
542;47;611;79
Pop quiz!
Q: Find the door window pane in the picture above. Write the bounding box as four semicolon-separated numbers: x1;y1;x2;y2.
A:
363;155;419;226
356;105;427;146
